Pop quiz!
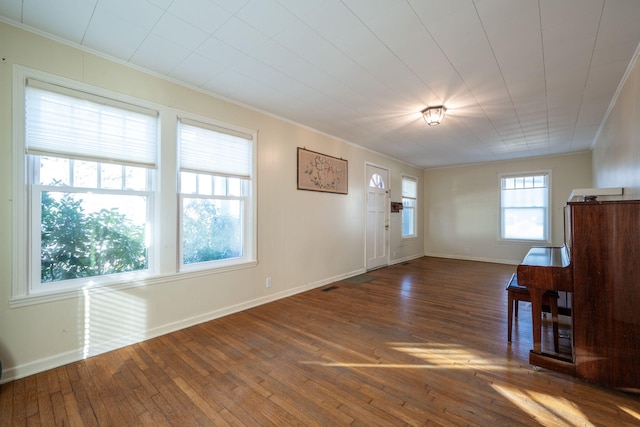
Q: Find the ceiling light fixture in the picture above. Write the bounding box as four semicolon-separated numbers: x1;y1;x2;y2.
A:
422;105;447;126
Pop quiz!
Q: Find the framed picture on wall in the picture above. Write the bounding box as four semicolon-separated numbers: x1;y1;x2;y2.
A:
297;147;348;194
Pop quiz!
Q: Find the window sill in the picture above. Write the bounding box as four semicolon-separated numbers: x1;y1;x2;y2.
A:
9;260;258;309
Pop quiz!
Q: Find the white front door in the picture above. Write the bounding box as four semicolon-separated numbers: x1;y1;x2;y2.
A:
366;164;389;270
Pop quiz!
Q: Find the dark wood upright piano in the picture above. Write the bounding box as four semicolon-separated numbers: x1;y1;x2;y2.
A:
517;195;640;392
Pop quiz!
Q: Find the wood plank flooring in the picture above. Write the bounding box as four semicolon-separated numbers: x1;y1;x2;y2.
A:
2;257;639;426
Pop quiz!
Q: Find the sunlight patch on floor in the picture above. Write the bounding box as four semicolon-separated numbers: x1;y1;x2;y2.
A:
492;383;595;427
391;342;510;370
300;362;445;369
301;342;516;371
619;405;640;422
300;342;627;426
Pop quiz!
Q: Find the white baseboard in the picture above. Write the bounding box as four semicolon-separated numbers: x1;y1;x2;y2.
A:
423;252;520;266
389;254;424;265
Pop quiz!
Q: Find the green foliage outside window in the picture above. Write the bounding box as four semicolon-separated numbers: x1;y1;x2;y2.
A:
40;192;147;283
182;198;242;264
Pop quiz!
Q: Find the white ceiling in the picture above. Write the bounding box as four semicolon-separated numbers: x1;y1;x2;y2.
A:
2;0;640;168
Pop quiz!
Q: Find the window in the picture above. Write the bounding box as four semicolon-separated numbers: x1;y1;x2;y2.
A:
23;78;157;293
13;68;258;303
178;118;255;270
402;175;417;237
500;172;550;241
369;173;385;189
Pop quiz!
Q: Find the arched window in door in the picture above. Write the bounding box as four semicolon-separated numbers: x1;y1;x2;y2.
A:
369;173;385;189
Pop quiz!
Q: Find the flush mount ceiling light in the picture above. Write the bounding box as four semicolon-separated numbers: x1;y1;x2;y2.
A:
422;105;447;126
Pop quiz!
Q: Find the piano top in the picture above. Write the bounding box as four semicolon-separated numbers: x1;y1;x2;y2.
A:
521;246;571;268
517;245;573;292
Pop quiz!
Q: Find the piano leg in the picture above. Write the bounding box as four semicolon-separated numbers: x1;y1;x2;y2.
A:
529;288;544;354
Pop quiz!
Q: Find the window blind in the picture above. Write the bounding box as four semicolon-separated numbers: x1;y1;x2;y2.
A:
25;79;158;168
402;178;417;197
179;118;253;179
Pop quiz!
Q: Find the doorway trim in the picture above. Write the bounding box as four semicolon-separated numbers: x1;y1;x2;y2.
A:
365;162;390;271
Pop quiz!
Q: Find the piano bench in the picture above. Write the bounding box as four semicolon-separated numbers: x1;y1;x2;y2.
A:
506;273;560;353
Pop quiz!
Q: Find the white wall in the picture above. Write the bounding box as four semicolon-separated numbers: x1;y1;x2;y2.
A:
424;152;592;264
592;51;640;198
0;23;424;382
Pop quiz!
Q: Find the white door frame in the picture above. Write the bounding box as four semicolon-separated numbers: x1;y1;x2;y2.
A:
365;163;389;271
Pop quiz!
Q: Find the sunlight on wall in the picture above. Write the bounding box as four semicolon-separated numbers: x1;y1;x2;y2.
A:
82;288;147;359
492;384;594;427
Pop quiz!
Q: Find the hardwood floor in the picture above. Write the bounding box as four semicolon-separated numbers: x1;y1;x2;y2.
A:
2;257;639;426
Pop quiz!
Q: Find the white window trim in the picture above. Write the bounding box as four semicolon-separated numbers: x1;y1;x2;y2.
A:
401;174;418;239
13;66;163;302
176;113;257;274
498;170;552;244
11;66;258;308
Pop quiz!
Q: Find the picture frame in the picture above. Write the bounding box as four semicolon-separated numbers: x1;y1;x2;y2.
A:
297;147;348;194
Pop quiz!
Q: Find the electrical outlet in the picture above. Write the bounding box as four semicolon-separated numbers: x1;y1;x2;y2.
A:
266;277;272;288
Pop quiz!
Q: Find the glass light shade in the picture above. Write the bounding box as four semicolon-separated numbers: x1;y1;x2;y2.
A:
422;106;446;126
